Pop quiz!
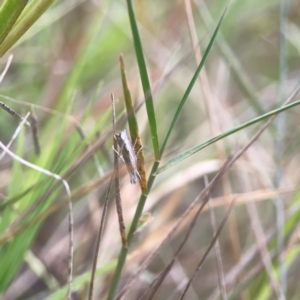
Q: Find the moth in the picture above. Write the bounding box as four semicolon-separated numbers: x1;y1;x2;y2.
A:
115;129;141;184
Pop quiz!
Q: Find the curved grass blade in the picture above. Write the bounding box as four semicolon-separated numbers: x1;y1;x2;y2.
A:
119;54;147;193
88;176;113;300
0;0;56;57
0;0;28;45
158;99;300;174
0;171;114;247
45;260;117;300
125;0;159;160
159;6;228;156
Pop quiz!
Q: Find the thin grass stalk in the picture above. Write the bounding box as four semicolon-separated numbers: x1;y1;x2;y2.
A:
88;176;113;300
113;137;128;248
67;203;74;300
247;202;281;298
74;122;103;177
0;112;30;161
29;109;40;156
112;94;128;248
159;7;227;156
24;250;59;291
73;96;107;175
0;93;81;126
275;1;290;298
144;159;233;299
106;160;159;300
80;82;103;126
209;195;300;300
239;168;282;298
0;164;229;223
226;215;300;300
226;251;277;300
196;0;264;115
184;0;242;279
0;54;13;84
179;198;236;300
205;176;227;300
0;170;112;245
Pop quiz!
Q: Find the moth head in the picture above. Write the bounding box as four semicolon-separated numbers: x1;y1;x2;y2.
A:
120;130;129;140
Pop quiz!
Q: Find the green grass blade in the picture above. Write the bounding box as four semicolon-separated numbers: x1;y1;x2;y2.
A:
197;1;264;115
80;82;103;126
157;99;300;174
0;182;42;211
125;0;159;160
0;0;28;45
106;8;228;300
12;1;82;49
0;0;56;57
0;97;74;292
0;128;26;290
45;260;117;300
159;6;228;157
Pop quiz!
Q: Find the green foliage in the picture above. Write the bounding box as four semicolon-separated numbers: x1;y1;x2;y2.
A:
1;0;300;299
125;0;160;160
0;0;56;57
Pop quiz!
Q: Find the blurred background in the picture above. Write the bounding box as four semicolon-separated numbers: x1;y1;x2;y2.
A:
1;0;300;299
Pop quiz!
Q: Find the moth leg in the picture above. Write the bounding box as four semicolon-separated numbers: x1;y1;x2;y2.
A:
136;170;142;181
132;138;138;149
131;137;143;156
136;145;143;156
112;146;125;163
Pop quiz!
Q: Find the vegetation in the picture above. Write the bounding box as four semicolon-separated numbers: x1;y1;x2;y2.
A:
0;0;300;299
